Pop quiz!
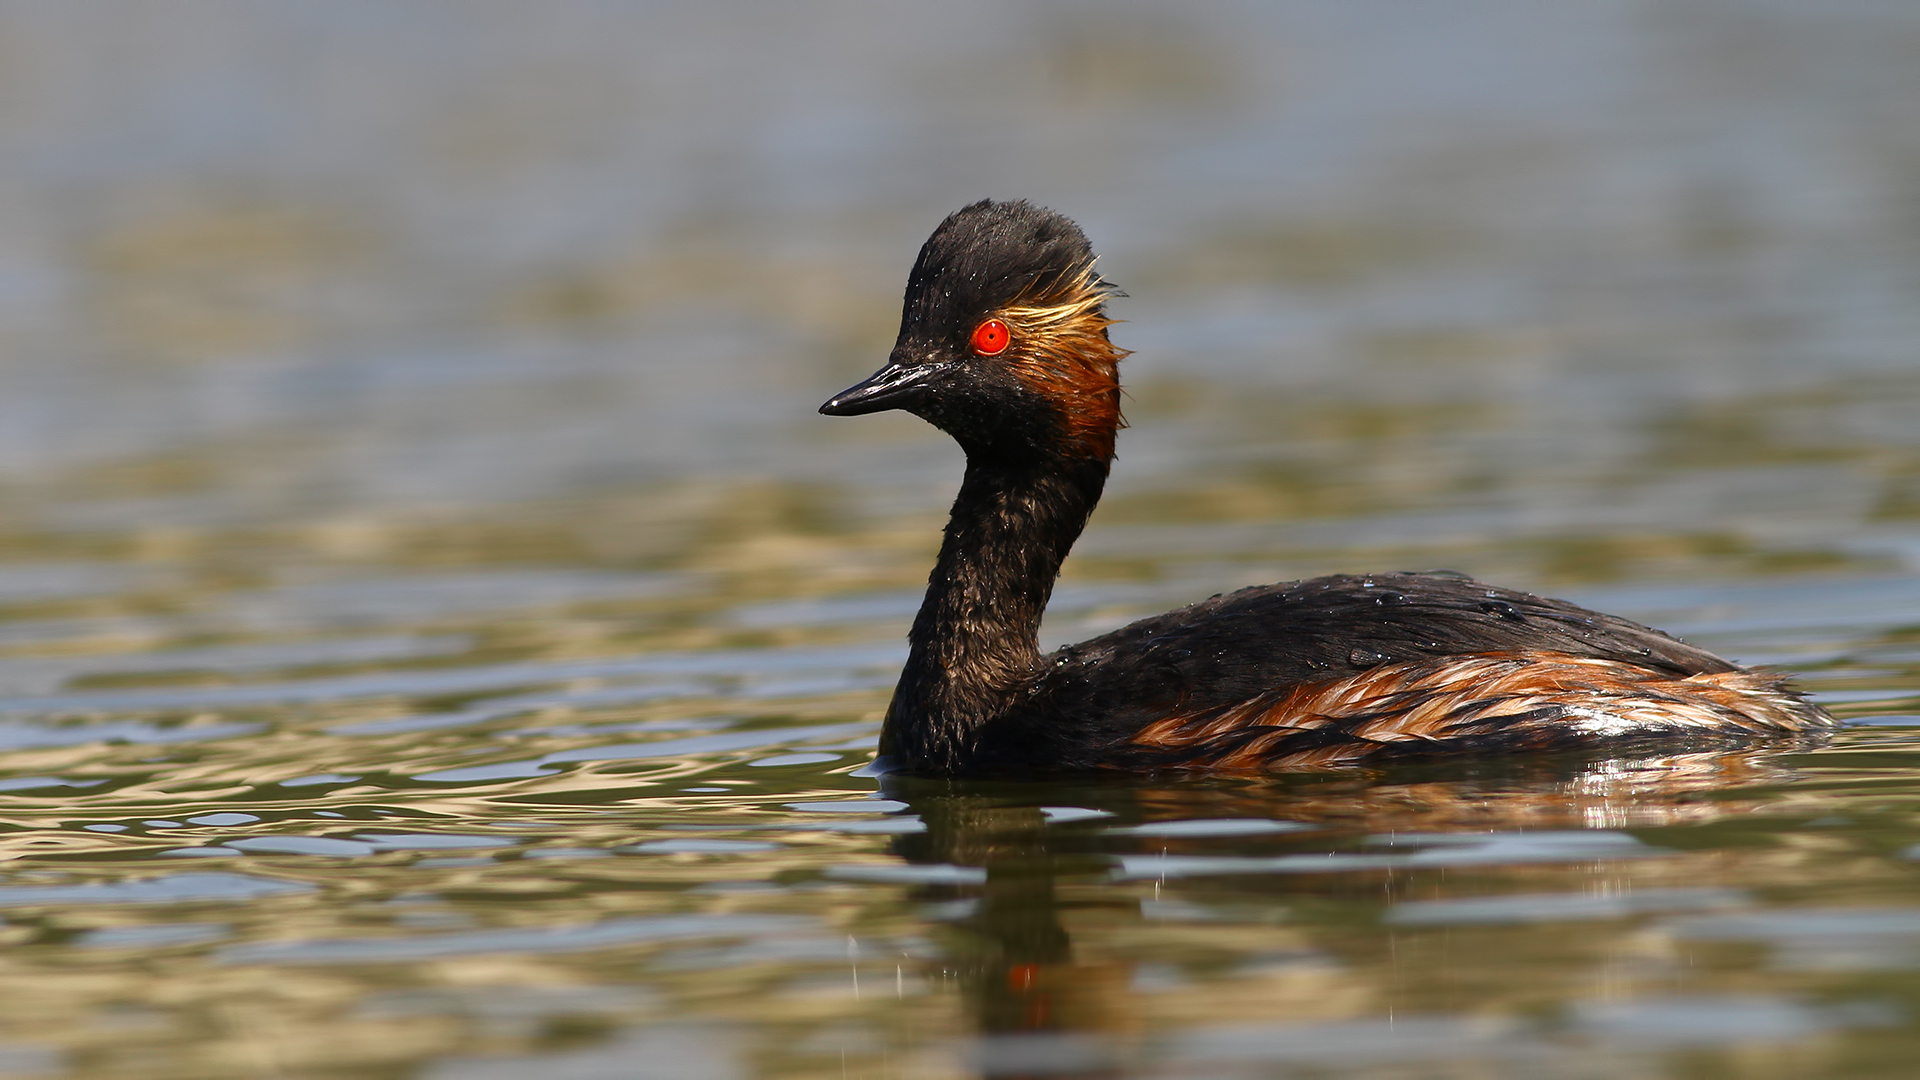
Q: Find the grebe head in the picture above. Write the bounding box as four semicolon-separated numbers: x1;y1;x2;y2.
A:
820;199;1127;461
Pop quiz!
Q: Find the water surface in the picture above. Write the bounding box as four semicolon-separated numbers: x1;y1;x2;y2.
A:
0;3;1916;1077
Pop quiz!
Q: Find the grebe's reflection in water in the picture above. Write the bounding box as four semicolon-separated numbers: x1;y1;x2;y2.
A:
878;743;1833;1077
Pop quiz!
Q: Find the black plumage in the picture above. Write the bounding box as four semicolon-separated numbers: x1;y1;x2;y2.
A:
822;200;1833;777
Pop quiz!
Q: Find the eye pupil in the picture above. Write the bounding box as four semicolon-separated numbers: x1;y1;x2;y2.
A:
971;319;1010;356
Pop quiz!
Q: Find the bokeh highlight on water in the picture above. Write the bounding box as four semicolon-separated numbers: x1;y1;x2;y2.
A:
0;3;1915;1077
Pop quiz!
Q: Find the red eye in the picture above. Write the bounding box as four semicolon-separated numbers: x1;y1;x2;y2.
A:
970;318;1011;356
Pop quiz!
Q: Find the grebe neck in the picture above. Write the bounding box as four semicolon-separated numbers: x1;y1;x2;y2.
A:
882;450;1109;771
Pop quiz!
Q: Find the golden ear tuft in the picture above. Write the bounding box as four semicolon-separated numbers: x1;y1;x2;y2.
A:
998;266;1130;460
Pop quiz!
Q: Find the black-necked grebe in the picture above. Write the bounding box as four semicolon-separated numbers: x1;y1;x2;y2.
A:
821;199;1833;776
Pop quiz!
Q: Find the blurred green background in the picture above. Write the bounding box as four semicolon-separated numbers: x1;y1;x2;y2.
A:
0;1;1913;615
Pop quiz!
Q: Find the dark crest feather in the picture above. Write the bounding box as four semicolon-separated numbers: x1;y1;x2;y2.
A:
900;200;1100;343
